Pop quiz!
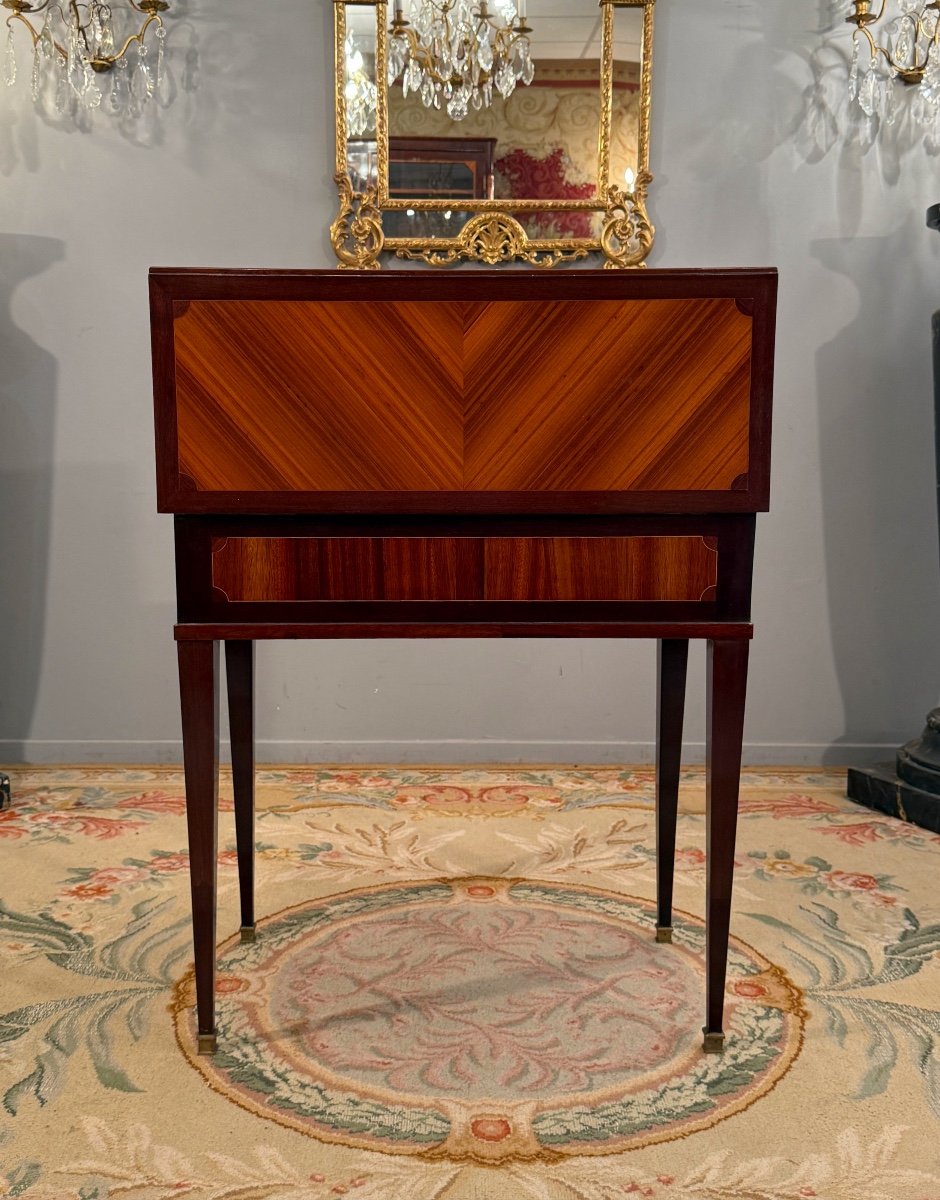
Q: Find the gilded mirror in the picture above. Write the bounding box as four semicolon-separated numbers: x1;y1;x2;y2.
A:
332;0;655;269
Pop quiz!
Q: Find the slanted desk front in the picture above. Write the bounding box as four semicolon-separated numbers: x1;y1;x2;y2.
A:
150;267;777;1055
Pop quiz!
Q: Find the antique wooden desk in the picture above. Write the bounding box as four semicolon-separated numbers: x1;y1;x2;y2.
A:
150;267;777;1057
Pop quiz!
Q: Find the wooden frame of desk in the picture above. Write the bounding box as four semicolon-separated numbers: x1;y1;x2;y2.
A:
150;267;777;1057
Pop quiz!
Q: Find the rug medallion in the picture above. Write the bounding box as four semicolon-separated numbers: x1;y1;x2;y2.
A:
174;876;805;1163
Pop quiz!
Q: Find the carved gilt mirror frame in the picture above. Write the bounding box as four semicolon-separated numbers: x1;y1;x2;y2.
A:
331;0;655;269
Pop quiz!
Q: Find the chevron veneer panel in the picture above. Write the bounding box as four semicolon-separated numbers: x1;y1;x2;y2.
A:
463;298;751;492
210;536;717;603
174;300;464;492
171;297;752;497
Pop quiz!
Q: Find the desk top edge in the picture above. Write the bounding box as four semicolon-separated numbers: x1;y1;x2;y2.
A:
150;266;779;276
149;267;778;304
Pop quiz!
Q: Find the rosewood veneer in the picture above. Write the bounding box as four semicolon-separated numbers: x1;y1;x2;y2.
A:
150;267;777;1058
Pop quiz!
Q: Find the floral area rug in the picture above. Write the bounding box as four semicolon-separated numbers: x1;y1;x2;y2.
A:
1;765;939;1199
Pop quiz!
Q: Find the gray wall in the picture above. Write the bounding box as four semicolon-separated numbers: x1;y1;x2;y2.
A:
1;0;938;766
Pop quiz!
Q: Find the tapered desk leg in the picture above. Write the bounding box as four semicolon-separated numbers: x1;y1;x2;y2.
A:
655;638;689;944
225;640;256;943
178;638;220;1056
703;637;749;1054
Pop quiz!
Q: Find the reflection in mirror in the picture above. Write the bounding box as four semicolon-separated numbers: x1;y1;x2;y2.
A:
388;0;535;117
344;6;378;143
387;1;642;214
332;0;655;269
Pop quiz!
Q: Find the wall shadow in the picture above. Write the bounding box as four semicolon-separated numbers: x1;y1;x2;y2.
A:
813;224;940;763
0;234;63;760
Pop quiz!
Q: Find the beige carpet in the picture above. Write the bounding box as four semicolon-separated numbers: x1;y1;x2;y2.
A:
1;765;939;1199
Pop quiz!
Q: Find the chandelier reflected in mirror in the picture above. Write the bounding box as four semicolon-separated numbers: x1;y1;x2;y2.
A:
345;31;377;136
2;0;170;117
388;0;534;121
846;0;940;128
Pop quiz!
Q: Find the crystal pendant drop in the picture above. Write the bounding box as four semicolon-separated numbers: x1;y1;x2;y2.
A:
30;43;41;99
447;80;469;119
154;25;165;88
134;42;155;102
39;14;54;65
496;61;515;98
858;67;876;116
894;21;914;68
387;37;406;85
155;26;172;104
883;78;898;125
110;67;122;111
848;39;859;102
405;58;421;94
90;8;103;57
3;27;16;86
67;25;85;96
126;59;142;118
82;64;102;109
55;71;69;112
875;70;888;117
100;10;115;57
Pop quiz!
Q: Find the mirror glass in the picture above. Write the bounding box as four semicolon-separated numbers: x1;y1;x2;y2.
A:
334;0;653;267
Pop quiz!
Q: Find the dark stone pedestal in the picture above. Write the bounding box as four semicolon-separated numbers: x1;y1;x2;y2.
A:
848;765;940;832
0;773;9;810
853;210;940;836
847;708;940;834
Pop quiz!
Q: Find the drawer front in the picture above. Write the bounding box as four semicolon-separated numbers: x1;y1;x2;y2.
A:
211;536;717;603
482;537;717;601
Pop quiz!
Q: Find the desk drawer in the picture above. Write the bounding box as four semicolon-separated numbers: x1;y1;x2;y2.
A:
211;536;717;603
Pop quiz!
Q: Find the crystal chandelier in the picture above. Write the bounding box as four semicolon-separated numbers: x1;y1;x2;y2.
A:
388;0;534;122
2;0;170;116
846;0;940;127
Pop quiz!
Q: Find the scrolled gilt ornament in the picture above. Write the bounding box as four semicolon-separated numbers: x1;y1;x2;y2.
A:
331;172;384;271
394;213;590;269
600;172;654;270
464;213;527;265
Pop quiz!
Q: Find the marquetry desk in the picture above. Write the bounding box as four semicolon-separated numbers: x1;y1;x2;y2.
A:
150;267;777;1057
